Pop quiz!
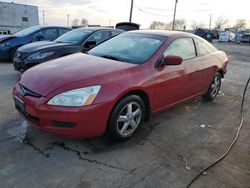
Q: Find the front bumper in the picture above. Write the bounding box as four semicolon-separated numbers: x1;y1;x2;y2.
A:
13;83;114;138
13;58;40;72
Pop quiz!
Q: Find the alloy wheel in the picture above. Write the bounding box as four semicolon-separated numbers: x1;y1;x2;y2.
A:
116;102;142;137
210;76;221;98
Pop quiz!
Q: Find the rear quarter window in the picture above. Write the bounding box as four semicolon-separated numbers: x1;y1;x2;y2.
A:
194;37;217;56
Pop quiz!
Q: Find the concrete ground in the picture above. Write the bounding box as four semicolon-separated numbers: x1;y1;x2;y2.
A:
0;42;249;188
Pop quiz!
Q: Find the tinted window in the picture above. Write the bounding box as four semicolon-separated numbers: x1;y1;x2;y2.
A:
87;31;111;45
14;26;41;37
55;29;93;44
33;28;58;41
164;38;196;60
195;38;217;56
111;30;121;37
58;28;70;36
89;33;168;64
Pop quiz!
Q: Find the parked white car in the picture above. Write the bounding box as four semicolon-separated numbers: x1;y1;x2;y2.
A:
219;31;235;42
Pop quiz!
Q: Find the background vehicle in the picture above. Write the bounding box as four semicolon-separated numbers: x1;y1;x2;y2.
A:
13;28;123;72
13;31;228;141
237;30;250;43
194;28;214;42
219;31;235;42
115;22;140;31
0;26;71;60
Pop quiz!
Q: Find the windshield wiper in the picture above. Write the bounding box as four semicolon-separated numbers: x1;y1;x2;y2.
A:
99;55;121;61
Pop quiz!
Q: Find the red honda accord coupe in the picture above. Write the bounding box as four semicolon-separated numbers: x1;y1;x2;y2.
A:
13;30;228;141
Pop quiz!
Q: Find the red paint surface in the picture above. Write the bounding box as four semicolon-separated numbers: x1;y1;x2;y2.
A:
13;32;228;138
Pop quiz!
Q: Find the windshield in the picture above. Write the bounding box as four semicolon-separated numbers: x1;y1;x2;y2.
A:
14;26;41;37
55;29;93;44
88;33;168;64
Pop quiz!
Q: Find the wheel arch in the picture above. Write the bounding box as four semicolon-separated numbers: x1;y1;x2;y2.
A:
110;89;152;123
218;69;224;78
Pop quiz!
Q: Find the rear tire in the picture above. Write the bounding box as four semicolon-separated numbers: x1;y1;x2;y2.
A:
202;73;222;101
106;95;145;141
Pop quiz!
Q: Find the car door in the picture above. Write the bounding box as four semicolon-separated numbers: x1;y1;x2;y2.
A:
155;37;202;110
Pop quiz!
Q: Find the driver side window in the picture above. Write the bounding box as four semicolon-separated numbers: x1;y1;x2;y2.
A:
87;31;110;45
164;38;196;60
32;28;58;41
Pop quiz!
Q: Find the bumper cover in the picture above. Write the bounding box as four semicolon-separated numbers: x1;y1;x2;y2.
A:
13;83;114;138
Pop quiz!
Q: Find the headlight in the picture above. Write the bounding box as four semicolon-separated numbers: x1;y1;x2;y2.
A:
27;51;54;60
48;85;101;107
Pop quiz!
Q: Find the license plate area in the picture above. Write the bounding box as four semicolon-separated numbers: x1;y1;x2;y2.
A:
14;97;26;114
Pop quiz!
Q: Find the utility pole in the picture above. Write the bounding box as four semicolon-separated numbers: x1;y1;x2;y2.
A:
172;0;178;30
129;0;134;22
67;14;70;27
209;14;212;30
42;10;45;26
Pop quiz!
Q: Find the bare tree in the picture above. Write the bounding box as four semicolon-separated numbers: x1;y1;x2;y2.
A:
173;19;186;30
150;19;186;30
234;19;246;28
81;18;88;27
150;21;166;29
214;16;229;29
191;21;206;30
72;18;80;27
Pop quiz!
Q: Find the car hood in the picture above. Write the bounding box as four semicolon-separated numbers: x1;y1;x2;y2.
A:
0;35;16;43
20;53;136;96
18;41;71;53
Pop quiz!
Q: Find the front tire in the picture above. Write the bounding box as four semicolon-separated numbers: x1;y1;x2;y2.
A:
10;47;19;61
106;95;145;141
202;73;222;101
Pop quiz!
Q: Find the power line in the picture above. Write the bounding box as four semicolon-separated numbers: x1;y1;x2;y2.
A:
135;5;213;12
135;7;172;17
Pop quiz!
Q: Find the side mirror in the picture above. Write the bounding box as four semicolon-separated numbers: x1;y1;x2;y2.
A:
36;35;45;41
84;41;96;49
164;55;183;66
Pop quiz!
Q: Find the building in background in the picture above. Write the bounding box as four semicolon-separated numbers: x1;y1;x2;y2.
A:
0;2;39;34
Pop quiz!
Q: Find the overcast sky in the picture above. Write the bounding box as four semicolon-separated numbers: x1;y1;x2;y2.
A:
2;0;250;28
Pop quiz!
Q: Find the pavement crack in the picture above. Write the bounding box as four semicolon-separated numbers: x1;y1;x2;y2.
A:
47;142;128;172
23;136;50;158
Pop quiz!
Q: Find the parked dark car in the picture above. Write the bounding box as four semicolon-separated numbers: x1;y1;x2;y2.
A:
0;26;71;60
116;22;140;31
13;28;123;72
194;28;214;42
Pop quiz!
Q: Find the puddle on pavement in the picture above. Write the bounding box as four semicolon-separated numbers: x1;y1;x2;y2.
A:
6;119;28;142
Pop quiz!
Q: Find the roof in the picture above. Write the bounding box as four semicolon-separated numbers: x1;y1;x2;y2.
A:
0;1;38;8
36;26;71;29
127;30;195;37
74;27;123;31
116;22;140;27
